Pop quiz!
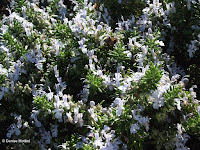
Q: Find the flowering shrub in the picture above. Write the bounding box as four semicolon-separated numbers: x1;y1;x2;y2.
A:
0;0;200;149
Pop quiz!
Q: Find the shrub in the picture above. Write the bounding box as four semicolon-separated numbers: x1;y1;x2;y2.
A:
0;0;199;149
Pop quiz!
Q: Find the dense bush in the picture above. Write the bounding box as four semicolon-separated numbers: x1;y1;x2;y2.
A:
0;0;200;149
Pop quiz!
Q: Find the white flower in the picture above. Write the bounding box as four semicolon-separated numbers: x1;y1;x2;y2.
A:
89;63;95;72
90;101;95;107
59;0;67;20
130;123;140;134
141;46;148;54
93;132;103;148
32;84;37;97
114;98;124;116
102;74;112;87
35;58;46;70
25;27;31;36
118;0;122;4
41;131;51;145
123;50;132;58
197;106;200;115
0;45;9;54
58;143;67;149
113;73;123;87
0;64;8;76
187;0;197;10
1;86;9;94
7;124;21;138
15;115;22;128
31;110;42;127
131;72;145;82
35;120;42;127
0;90;4;100
155;40;165;46
88;108;98;122
97;25;102;31
66;112;73;123
174;98;181;110
51;125;58;137
103;125;111;132
78;38;86;47
10;81;15;94
151;90;165;109
77;113;84;127
75;142;84;149
82;46;88;54
132;110;140;120
187;40;198;58
96;70;103;76
118;83;128;93
6;129;14;139
53;102;64;121
138;116;150;131
47;87;54;101
74;107;79;114
175;123;190;149
1;25;8;34
73;108;79;124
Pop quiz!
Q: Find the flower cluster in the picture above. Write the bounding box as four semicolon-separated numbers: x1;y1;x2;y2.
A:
0;0;200;149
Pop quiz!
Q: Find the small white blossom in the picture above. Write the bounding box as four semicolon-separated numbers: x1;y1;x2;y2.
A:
114;98;124;116
130;123;140;134
155;40;165;46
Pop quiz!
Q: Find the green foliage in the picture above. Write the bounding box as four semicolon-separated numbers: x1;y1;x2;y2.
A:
82;143;95;150
0;0;200;149
0;75;6;85
184;111;200;139
86;71;104;95
138;62;163;93
108;42;131;65
13;0;27;13
33;95;53;113
163;86;182;108
50;21;72;42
